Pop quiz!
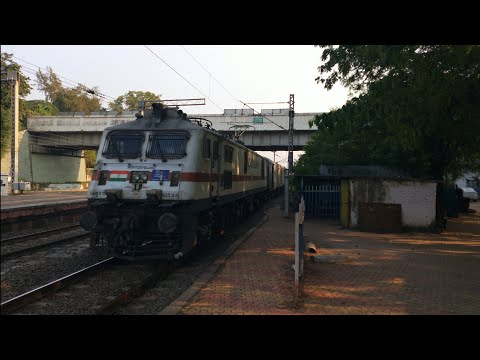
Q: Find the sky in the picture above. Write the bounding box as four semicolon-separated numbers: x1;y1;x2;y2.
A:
2;45;350;167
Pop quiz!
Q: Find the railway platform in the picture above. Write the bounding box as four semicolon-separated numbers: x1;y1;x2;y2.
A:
1;191;88;234
162;203;480;315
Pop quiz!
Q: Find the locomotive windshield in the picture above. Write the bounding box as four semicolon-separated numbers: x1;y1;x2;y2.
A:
103;131;145;160
146;132;188;159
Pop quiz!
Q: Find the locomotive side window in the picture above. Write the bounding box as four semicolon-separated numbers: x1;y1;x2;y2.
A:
224;146;233;163
271;165;274;188
203;138;211;159
147;132;187;159
244;151;248;174
103;131;144;160
213;141;219;160
261;159;265;179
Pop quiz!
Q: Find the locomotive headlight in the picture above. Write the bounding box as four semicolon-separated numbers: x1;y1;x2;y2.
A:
130;171;148;183
157;212;178;233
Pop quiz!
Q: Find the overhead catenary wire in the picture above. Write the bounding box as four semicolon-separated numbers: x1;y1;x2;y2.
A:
178;45;288;131
20;67;102;97
179;45;243;106
17;68;38;79
15;56;115;100
12;48;291;150
10;55;115;100
19;64;79;88
239;102;287;131
22;65;109;99
242;101;289;105
144;45;252;131
19;67;111;105
144;45;225;114
13;55;84;88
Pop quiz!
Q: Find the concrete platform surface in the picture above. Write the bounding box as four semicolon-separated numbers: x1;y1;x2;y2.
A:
169;205;480;315
1;190;87;211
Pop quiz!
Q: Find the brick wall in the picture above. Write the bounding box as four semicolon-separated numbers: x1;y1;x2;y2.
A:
349;179;437;228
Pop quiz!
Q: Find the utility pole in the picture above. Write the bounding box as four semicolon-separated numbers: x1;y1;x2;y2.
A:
284;94;294;218
3;71;20;195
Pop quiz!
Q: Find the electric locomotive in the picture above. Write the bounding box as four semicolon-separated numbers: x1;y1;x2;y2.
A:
80;101;284;260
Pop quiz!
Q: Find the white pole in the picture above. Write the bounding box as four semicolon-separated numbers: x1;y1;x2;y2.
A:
8;71;19;194
294;211;300;305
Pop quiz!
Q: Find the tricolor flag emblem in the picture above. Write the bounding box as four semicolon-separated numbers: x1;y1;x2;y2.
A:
109;170;129;182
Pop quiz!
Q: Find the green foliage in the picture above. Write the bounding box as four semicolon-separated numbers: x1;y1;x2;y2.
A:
297;45;480;180
1;52;32;157
84;150;97;168
24;100;59;116
22;100;59;129
109;91;162;113
1;108;11;158
36;67;102;114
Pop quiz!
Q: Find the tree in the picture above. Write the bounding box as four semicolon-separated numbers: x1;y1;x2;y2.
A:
1;52;32;157
36;67;102;114
84;150;97;168
109;91;162;113
22;100;59;128
296;45;480;180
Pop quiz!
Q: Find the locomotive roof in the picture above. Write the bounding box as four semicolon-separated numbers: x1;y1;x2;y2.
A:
105;107;203;132
104;106;257;153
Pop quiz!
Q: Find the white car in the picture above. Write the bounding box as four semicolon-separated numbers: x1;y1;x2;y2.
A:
460;187;478;201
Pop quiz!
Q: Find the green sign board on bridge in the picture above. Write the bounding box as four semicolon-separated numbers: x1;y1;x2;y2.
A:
253;117;264;124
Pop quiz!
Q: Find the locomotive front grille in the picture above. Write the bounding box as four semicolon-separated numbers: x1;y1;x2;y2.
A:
91;204;184;258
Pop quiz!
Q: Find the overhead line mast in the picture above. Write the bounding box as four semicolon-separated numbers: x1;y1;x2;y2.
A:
0;71;19;194
284;94;294;218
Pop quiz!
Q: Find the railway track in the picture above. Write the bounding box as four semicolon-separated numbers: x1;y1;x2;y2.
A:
1;224;81;245
1;205;271;315
1;257;115;315
0;231;89;260
1;257;173;315
1;232;239;315
95;261;173;315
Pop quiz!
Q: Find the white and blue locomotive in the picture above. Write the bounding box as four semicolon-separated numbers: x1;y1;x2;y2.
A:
80;102;285;260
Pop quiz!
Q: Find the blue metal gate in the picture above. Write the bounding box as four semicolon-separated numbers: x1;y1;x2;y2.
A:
302;183;340;218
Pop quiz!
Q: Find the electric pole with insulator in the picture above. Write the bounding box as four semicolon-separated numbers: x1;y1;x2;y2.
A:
284;94;294;217
0;71;20;194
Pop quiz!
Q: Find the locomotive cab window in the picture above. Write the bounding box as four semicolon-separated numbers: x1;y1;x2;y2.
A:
147;131;188;159
103;131;145;160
